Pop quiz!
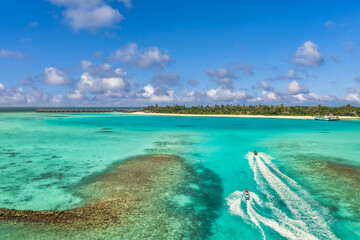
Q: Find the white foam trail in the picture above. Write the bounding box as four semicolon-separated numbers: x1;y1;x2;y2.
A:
227;152;337;239
254;154;337;239
226;191;248;220
246;198;266;239
258;152;331;217
227;191;318;240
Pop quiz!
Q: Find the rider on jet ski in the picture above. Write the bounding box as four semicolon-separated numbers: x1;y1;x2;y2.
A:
242;189;250;201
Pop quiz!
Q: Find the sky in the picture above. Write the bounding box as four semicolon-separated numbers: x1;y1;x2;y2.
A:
1;0;360;106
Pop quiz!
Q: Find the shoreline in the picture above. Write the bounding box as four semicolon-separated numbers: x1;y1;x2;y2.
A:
129;112;360;120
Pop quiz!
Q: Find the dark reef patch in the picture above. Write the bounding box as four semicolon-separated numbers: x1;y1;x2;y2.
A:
6;152;19;158
0;154;223;239
32;172;64;181
287;154;360;221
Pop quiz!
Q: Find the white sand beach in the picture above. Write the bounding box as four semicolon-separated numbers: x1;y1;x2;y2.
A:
130;112;360;120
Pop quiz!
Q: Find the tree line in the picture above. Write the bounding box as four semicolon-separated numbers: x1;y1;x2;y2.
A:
142;104;360;116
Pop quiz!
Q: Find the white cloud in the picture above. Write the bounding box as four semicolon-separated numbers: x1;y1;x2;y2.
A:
281;69;297;79
48;0;124;30
205;68;236;87
259;81;270;90
78;73;126;93
345;93;360;103
0;49;25;59
205;63;254;88
345;88;360;103
51;94;64;103
152;73;180;87
205;68;235;79
262;90;278;101
187;79;199;86
138;84;175;102
306;92;337;102
286;80;308;94
118;0;132;9
110;43;171;69
292;93;307;102
292;41;324;66
232;63;254;75
206;87;247;102
67;89;84;100
0;85;51;105
44;67;71;85
72;61;131;102
77;61;128;94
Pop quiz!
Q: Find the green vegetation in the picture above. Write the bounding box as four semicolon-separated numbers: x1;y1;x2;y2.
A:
143;104;360;116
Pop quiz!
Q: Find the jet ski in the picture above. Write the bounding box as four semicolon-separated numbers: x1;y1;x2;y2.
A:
254;150;258;155
244;191;250;200
243;189;250;201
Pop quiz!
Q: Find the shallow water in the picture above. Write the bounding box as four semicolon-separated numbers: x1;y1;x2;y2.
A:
0;112;359;239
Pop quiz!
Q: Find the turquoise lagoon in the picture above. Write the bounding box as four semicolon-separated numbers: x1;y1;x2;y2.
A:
0;112;359;239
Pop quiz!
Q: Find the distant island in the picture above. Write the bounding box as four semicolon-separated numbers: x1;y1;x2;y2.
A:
142;104;360;117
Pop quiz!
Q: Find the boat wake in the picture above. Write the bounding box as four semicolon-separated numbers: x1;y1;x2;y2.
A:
226;152;337;240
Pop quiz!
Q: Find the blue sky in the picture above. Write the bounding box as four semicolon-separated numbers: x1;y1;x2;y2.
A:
1;0;360;106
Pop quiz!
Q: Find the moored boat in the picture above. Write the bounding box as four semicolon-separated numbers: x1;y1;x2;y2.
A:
314;116;325;121
314;116;340;121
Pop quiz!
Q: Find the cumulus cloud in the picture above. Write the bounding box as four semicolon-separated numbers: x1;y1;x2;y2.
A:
69;60;132;103
205;68;235;87
231;62;255;75
118;0;132;9
151;73;180;87
51;94;64;103
0;49;26;59
205;62;254;88
262;90;278;101
205;68;235;79
259;81;270;90
292;41;324;66
18;75;34;86
206;87;248;102
81;74;125;93
67;89;84;100
109;43;171;69
44;67;71;85
0;84;51;105
48;0;124;30
345;88;360;103
187;79;199;86
137;84;175;103
286;80;309;94
280;69;298;80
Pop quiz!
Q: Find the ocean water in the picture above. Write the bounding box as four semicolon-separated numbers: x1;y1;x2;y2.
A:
0;112;359;239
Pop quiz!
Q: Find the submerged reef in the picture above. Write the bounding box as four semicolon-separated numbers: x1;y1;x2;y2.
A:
0;154;223;239
287;155;360;221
